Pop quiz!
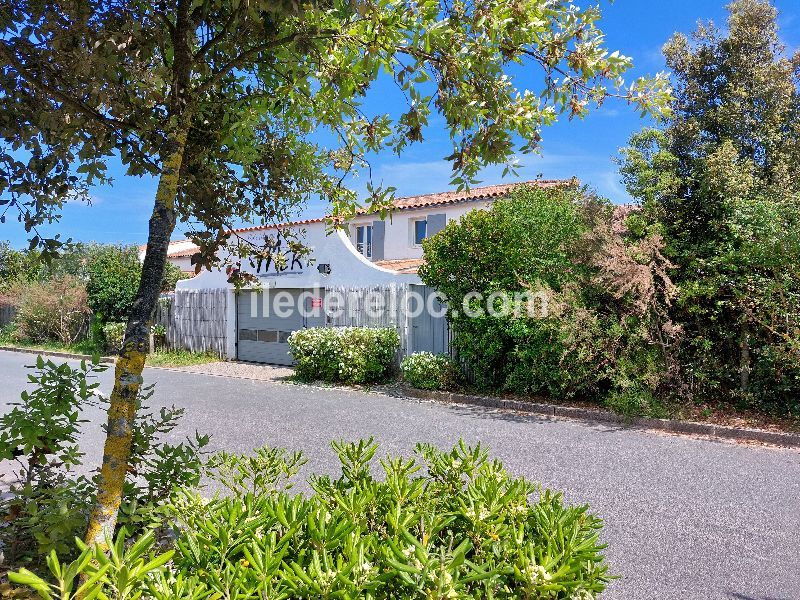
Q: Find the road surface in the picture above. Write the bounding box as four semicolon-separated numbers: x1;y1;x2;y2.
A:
0;350;797;599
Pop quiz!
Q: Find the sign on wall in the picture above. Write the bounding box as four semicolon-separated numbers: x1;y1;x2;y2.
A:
246;230;310;278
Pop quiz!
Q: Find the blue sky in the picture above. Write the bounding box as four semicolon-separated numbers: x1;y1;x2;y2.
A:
3;0;798;247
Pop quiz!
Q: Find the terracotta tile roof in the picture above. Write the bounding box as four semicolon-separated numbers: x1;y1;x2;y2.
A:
364;179;573;213
167;246;199;258
233;217;328;234
233;179;574;233
147;180;573;244
374;258;425;274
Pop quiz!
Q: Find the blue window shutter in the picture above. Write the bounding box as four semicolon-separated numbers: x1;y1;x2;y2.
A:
426;213;446;237
371;220;385;260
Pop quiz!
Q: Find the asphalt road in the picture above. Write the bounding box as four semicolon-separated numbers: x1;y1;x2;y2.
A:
0;350;798;600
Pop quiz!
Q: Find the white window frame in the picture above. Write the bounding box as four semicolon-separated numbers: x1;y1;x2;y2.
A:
356;224;373;258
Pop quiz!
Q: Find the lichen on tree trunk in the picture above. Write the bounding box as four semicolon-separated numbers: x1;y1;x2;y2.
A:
84;129;188;546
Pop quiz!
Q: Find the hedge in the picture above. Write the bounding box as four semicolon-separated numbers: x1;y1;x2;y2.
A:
288;326;399;384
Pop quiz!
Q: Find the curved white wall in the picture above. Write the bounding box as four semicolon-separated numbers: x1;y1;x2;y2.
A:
178;224;421;292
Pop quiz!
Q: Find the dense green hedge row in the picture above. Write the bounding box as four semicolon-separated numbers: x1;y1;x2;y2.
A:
10;438;611;600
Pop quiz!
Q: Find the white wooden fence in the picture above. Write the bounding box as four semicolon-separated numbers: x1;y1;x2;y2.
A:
153;289;227;356
151;284;451;361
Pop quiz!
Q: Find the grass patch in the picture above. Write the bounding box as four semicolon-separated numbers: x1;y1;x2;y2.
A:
146;348;220;368
0;331;105;356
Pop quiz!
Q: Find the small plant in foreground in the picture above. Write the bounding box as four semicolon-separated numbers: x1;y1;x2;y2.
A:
401;351;463;390
9;439;612;599
0;357;209;566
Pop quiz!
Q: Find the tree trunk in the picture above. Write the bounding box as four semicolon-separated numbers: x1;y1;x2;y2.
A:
84;128;188;546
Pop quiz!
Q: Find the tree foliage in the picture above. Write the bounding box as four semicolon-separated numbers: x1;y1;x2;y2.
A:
86;246;142;323
1;0;670;542
618;0;800;411
1;0;671;265
420;184;679;409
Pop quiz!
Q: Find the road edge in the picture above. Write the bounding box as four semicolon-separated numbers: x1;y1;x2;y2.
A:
2;347;798;448
0;345;116;363
397;385;800;448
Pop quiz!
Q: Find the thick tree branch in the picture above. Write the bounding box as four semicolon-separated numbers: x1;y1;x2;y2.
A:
193;8;242;61
199;29;340;95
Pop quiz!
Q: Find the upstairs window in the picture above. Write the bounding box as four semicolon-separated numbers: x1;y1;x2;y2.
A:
356;224;373;258
413;219;427;246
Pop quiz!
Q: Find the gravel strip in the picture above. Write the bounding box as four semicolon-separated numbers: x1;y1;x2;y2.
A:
172;360;294;382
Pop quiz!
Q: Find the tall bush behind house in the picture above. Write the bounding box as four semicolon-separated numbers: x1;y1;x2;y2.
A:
86;246;143;324
419;184;598;394
86;245;188;324
420;185;678;408
618;0;800;412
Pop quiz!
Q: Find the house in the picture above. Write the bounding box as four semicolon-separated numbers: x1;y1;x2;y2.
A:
138;239;198;275
172;179;569;364
347;179;566;273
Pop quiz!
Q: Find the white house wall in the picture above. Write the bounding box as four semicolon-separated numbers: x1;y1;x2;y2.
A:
177;223;422;359
178;223;421;292
348;200;493;260
168;255;194;272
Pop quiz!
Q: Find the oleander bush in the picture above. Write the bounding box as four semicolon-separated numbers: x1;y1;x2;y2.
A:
0;357;209;567
9;439;612;599
288;326;400;384
401;352;463;390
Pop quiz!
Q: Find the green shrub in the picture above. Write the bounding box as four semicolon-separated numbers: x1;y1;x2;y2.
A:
419;183;680;410
604;385;667;419
86;245;143;323
401;352;462;390
11;439;612;599
0;357;100;561
0;356;209;566
162;260;191;291
419;184;600;392
102;321;126;354
288;326;400;384
86;246;193;324
8;276;90;345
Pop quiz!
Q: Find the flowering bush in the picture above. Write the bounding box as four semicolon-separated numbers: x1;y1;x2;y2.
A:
10;440;612;599
401;352;463;390
102;321;126;353
288;326;399;384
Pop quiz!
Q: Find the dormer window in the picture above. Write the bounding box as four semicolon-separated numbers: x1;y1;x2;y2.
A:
356;224;373;258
